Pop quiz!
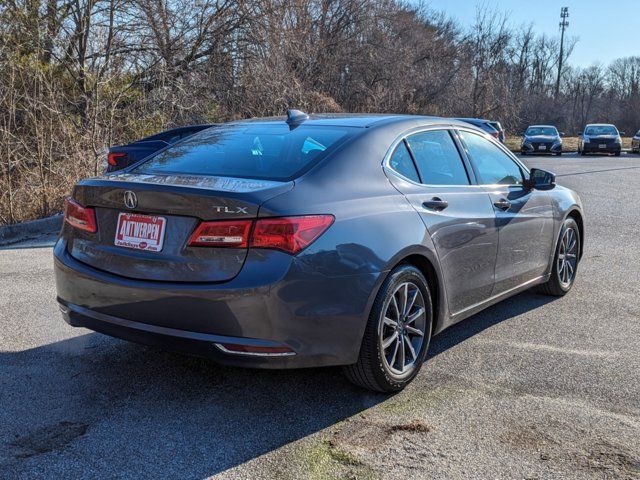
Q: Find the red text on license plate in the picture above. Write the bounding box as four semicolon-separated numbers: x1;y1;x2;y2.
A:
115;213;166;252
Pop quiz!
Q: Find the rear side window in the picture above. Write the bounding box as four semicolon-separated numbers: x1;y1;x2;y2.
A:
406;130;469;185
389;141;420;183
133;125;353;180
459;130;524;185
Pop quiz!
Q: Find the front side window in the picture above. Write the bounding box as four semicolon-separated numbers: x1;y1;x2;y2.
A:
405;130;469;185
459;130;524;185
134;124;353;181
389;141;420;183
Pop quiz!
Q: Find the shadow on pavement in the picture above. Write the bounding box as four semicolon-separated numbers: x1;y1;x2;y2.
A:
0;290;554;478
429;291;555;358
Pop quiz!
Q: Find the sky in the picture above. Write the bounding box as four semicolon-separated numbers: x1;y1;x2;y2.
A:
423;0;638;67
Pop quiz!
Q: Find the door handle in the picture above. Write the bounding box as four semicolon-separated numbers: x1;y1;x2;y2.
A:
422;197;449;211
493;198;511;211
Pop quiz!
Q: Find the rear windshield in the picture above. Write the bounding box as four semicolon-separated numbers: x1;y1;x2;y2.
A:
585;125;618;136
133;124;354;180
526;127;558;136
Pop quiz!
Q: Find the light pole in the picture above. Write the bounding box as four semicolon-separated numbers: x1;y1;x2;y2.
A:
555;7;569;99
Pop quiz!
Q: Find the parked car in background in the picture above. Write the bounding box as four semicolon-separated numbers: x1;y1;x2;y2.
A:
521;125;563;156
105;125;215;172
578;124;624;156
456;118;505;142
632;130;640;153
55;111;584;392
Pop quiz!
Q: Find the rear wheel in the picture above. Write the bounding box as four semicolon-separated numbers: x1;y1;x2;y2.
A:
344;265;433;392
538;218;580;296
615;151;621;156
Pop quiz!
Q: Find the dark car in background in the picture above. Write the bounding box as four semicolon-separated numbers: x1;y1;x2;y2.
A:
521;125;563;156
632;130;640;153
55;112;584;392
578;124;623;156
456;118;505;142
105;125;215;172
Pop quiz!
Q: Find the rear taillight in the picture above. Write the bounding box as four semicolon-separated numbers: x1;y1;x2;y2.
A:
251;215;334;254
63;198;97;233
107;152;127;166
187;215;334;254
188;220;253;247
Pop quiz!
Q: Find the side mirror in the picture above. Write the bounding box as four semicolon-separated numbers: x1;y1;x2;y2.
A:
619;131;626;136
525;168;556;191
560;132;566;137
577;132;583;136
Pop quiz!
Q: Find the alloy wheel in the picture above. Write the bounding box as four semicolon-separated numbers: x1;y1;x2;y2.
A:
378;281;427;376
557;227;578;288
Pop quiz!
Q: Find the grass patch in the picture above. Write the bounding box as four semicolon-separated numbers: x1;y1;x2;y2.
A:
304;438;378;480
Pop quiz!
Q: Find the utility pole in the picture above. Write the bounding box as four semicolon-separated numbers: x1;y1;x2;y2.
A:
555;7;569;99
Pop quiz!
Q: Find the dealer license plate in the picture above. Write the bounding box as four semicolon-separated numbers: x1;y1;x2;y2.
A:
115;213;166;252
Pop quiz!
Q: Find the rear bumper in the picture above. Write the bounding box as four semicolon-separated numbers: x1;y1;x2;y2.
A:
54;239;380;368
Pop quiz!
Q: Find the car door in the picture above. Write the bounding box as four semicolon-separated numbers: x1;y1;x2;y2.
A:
456;129;555;295
385;127;499;315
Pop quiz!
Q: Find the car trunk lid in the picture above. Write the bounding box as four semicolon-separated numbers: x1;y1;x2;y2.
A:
66;173;293;282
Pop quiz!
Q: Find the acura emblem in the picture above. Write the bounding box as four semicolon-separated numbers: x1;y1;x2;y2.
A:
123;191;137;209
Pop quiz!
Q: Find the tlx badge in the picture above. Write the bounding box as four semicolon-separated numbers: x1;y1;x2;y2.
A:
213;206;249;214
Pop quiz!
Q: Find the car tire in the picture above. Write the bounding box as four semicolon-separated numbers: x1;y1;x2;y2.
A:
555;152;562;156
538;217;580;297
615;151;621;156
344;265;433;392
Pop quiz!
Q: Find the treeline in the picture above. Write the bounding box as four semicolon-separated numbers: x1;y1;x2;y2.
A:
1;0;639;225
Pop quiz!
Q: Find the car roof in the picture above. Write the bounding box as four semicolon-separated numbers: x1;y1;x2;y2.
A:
527;125;557;128
225;114;474;129
455;118;493;124
585;123;616;127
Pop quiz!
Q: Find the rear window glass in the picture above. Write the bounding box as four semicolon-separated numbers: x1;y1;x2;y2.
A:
133;124;354;180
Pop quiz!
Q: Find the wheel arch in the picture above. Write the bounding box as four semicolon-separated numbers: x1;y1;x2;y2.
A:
566;209;585;259
399;254;442;334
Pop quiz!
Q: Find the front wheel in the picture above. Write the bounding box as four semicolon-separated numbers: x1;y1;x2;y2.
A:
538;218;580;296
344;265;433;392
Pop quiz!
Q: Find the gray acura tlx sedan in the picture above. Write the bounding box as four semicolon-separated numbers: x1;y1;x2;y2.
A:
55;111;585;392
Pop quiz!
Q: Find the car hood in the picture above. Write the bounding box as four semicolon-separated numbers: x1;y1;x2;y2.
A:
524;135;559;142
585;135;618;139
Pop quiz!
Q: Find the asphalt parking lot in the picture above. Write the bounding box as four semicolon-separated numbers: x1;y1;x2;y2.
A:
1;153;639;480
